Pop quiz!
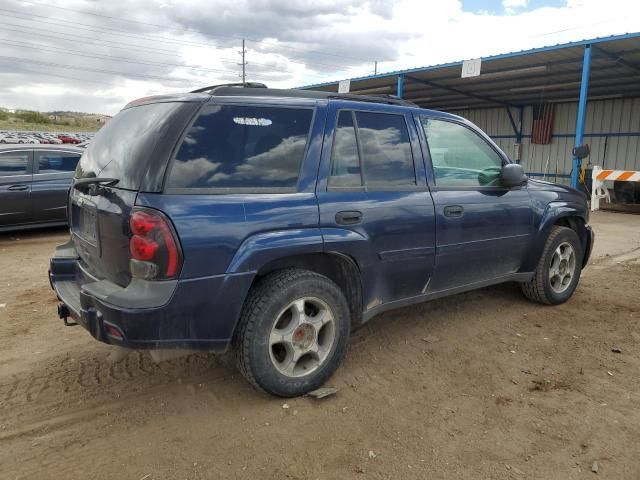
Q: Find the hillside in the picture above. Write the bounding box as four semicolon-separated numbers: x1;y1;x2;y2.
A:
0;108;109;132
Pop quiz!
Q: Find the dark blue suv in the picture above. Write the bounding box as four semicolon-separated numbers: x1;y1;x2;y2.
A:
50;84;594;397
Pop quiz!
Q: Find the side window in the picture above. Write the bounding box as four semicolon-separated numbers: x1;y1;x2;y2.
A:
36;151;80;173
0;151;29;176
421;118;503;187
329;111;362;187
168;105;314;190
355;111;416;187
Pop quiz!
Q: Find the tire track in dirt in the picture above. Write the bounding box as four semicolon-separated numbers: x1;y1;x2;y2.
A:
0;348;232;426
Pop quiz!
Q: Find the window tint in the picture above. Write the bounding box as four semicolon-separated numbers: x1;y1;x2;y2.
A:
169;105;313;190
355;111;415;187
0;151;29;176
37;151;80;173
422;118;503;187
329;111;362;187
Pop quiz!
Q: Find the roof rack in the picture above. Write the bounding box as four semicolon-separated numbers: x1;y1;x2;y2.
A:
195;85;419;107
327;93;418;107
190;82;268;94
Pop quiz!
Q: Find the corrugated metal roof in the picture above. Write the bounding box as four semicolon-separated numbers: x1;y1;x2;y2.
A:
301;32;640;111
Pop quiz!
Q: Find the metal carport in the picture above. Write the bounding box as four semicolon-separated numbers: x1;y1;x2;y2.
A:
302;32;640;190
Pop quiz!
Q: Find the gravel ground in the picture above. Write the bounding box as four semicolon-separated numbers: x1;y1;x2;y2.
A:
1;211;639;480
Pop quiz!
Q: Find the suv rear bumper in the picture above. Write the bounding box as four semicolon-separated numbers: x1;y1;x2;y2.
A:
49;242;254;352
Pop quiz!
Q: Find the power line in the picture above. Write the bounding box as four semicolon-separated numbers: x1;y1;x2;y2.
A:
0;19;360;74
18;0;376;65
0;39;233;75
0;55;195;84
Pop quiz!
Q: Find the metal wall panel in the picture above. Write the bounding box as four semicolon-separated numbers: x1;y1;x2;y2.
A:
452;98;640;185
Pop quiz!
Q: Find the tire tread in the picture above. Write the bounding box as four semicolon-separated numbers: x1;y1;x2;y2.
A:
235;269;342;395
521;225;575;305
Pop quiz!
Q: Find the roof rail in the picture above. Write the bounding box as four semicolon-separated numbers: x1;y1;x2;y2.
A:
327;93;418;107
190;82;268;94
188;85;420;108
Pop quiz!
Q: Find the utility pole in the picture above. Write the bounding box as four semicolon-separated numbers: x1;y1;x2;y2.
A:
374;61;378;75
238;39;247;84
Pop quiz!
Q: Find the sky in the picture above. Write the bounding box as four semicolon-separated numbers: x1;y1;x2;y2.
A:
0;0;638;115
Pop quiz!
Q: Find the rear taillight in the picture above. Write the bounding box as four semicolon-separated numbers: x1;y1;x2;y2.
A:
129;209;182;280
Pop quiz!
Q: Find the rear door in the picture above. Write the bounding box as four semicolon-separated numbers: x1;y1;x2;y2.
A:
0;149;33;228
417;115;533;291
32;149;81;223
317;103;436;309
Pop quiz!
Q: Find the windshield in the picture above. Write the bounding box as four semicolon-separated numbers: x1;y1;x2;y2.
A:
76;102;184;190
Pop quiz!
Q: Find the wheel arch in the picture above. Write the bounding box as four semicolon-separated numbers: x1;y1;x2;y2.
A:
247;252;363;332
521;202;590;272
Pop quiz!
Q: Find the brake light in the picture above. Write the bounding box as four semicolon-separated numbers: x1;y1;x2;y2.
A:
129;209;182;279
130;235;158;260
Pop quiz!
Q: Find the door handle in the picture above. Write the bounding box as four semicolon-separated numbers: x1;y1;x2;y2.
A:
443;205;464;217
335;210;363;225
8;184;29;191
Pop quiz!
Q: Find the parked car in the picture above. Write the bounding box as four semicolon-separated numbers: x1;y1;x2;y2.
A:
46;135;64;145
0;144;83;231
0;135;22;144
58;134;80;144
50;85;594;397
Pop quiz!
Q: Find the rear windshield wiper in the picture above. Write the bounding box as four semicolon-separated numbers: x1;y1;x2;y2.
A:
73;177;119;192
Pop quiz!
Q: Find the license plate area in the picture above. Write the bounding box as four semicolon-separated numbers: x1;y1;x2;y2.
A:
71;195;99;248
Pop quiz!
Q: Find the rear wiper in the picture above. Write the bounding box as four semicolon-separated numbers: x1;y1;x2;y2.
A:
73;177;119;192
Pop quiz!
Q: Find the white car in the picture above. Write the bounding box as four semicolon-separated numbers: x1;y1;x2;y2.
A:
22;136;41;144
0;135;21;144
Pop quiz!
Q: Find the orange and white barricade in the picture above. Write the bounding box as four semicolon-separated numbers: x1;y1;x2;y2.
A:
591;166;640;211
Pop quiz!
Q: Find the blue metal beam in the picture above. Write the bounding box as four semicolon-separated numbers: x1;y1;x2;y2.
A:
571;44;592;189
397;74;404;99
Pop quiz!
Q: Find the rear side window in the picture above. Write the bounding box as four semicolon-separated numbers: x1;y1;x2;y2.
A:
329;111;361;187
329;110;416;189
0;151;29;176
168;105;314;190
37;151;80;173
355;111;415;187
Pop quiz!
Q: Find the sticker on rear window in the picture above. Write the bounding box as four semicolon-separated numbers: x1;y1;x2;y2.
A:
233;117;272;126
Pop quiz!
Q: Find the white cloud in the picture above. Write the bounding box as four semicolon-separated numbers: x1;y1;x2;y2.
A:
503;0;528;14
0;0;638;114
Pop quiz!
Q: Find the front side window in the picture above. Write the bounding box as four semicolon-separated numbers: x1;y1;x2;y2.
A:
37;151;80;173
0;151;29;176
421;118;503;187
168;105;314;190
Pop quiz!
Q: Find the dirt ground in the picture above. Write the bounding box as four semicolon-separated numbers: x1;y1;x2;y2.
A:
1;211;639;480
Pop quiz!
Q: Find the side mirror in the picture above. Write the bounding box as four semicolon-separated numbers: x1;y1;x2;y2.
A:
501;163;527;187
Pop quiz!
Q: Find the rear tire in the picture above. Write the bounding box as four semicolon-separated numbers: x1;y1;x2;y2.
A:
521;226;583;305
235;269;350;397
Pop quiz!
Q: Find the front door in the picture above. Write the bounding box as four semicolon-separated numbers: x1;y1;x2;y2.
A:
417;116;533;292
317;103;436;311
0;150;33;228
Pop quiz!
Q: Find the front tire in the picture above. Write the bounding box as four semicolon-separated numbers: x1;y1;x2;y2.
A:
235;269;350;397
521;226;583;305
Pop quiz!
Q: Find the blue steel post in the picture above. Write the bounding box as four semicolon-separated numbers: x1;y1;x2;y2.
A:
397;74;404;99
572;44;592;188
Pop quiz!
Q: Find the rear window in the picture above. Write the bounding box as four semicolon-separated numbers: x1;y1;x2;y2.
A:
76;102;184;190
167;105;313;190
